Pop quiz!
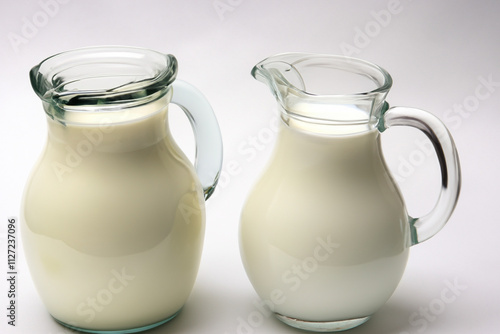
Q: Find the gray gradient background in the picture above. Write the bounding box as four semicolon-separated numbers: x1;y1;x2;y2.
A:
0;0;499;333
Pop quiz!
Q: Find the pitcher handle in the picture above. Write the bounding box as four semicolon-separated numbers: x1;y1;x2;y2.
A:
171;80;223;200
380;105;461;246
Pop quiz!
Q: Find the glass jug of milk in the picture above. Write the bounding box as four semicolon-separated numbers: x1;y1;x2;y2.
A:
240;53;461;332
21;46;222;333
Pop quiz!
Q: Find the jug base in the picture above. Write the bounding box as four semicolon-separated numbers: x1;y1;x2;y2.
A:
275;313;370;332
53;309;181;334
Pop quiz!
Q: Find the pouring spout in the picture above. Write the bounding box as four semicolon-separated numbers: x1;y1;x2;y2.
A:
251;54;307;110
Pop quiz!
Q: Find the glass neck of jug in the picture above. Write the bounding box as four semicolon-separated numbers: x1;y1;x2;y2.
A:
252;53;393;135
30;46;177;126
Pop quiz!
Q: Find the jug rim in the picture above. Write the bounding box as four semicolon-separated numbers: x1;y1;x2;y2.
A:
30;45;177;122
252;53;393;99
252;53;394;132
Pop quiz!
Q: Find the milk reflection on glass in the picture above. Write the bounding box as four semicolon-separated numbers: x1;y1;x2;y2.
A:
240;53;461;332
21;47;222;333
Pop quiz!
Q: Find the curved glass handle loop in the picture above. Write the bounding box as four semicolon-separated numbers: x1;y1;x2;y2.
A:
171;80;223;200
381;106;461;245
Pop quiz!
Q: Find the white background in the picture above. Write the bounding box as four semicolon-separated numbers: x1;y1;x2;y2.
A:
1;0;499;333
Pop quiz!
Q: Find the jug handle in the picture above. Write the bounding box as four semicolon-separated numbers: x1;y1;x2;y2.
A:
380;104;461;246
171;80;223;200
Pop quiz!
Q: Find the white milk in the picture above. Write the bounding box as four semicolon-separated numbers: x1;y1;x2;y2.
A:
21;98;206;331
240;119;411;322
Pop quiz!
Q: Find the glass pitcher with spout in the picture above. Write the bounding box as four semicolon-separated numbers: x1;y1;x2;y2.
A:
21;46;222;333
239;53;461;332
